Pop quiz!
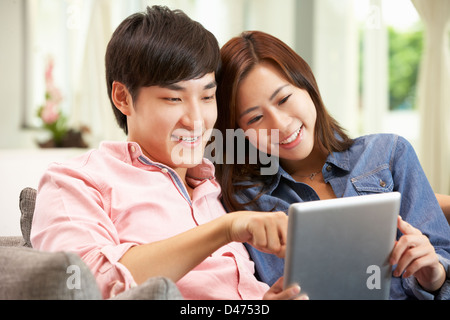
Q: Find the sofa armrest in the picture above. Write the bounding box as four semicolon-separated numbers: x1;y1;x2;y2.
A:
0;246;102;299
111;277;183;300
0;236;25;247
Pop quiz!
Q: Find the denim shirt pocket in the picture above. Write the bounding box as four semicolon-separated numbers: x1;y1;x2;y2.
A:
351;164;394;195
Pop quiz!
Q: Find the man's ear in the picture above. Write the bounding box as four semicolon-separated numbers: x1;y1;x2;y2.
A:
111;81;133;116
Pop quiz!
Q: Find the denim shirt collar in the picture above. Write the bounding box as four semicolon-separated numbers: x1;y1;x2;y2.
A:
326;149;351;172
266;149;351;194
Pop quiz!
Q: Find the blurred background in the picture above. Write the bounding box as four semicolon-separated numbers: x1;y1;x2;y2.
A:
1;0;449;235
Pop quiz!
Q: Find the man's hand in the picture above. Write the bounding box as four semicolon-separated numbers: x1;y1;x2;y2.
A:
225;211;288;258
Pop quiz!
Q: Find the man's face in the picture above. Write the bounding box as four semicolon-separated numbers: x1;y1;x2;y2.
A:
126;73;217;169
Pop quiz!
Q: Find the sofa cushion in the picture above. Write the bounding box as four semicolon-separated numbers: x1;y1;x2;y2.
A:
0;246;102;299
19;187;36;247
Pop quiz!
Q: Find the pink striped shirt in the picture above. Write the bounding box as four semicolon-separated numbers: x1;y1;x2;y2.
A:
31;141;269;299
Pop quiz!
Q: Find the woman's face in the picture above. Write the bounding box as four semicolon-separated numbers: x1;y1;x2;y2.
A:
236;62;317;162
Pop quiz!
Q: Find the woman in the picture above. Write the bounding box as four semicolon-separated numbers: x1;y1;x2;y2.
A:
215;31;450;300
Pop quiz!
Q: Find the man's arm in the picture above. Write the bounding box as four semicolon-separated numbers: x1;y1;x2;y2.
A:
119;211;288;285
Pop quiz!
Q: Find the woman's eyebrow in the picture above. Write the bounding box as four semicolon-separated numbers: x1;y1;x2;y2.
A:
269;84;289;101
239;106;260;119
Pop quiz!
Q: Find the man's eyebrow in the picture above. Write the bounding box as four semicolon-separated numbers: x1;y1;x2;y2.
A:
204;81;217;90
161;81;217;91
161;83;185;91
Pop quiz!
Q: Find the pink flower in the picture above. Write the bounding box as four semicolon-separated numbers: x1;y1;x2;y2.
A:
47;84;63;105
41;101;59;124
45;57;54;86
40;56;63;125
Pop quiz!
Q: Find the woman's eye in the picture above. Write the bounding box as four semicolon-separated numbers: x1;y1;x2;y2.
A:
278;94;292;106
247;115;263;125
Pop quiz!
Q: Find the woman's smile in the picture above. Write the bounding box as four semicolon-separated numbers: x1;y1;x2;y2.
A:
279;125;304;149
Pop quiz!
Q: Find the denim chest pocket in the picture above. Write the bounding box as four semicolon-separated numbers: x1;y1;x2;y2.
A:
351;164;394;194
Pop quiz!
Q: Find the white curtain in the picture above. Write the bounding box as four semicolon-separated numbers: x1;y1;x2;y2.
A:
361;0;388;137
412;0;450;194
71;0;126;145
312;0;360;137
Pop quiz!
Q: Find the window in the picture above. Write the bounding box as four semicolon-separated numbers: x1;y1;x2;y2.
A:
385;3;423;111
356;0;422;147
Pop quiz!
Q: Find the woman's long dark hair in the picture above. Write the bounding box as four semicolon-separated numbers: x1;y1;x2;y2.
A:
215;31;353;211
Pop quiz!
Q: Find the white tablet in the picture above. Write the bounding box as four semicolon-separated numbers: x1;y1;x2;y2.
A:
283;192;400;300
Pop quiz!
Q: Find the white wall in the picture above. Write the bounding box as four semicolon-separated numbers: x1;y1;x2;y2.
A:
0;0;36;149
0;149;86;236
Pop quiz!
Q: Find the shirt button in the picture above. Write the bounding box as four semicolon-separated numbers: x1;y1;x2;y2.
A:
326;165;332;172
379;180;386;188
130;145;136;153
161;168;168;174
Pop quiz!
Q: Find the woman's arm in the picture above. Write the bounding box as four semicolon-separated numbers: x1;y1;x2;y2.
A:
391;136;450;299
119;211;288;285
436;193;450;224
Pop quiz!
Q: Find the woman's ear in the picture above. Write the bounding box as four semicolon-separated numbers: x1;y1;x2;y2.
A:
111;81;133;116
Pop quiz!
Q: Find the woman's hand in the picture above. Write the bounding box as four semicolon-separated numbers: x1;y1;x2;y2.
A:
263;277;309;300
225;211;288;258
390;216;446;293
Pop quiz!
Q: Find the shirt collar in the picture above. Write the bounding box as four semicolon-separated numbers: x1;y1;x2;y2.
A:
263;148;351;194
99;140;215;180
326;149;351;172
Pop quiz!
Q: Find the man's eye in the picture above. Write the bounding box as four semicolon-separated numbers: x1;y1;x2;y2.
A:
202;95;215;101
165;97;181;102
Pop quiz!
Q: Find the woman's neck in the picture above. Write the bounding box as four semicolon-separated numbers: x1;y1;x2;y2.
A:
280;142;329;177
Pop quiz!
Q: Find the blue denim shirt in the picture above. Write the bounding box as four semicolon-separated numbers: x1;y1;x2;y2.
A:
234;134;450;300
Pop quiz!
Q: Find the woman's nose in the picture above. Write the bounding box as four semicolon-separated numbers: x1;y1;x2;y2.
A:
266;107;290;130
